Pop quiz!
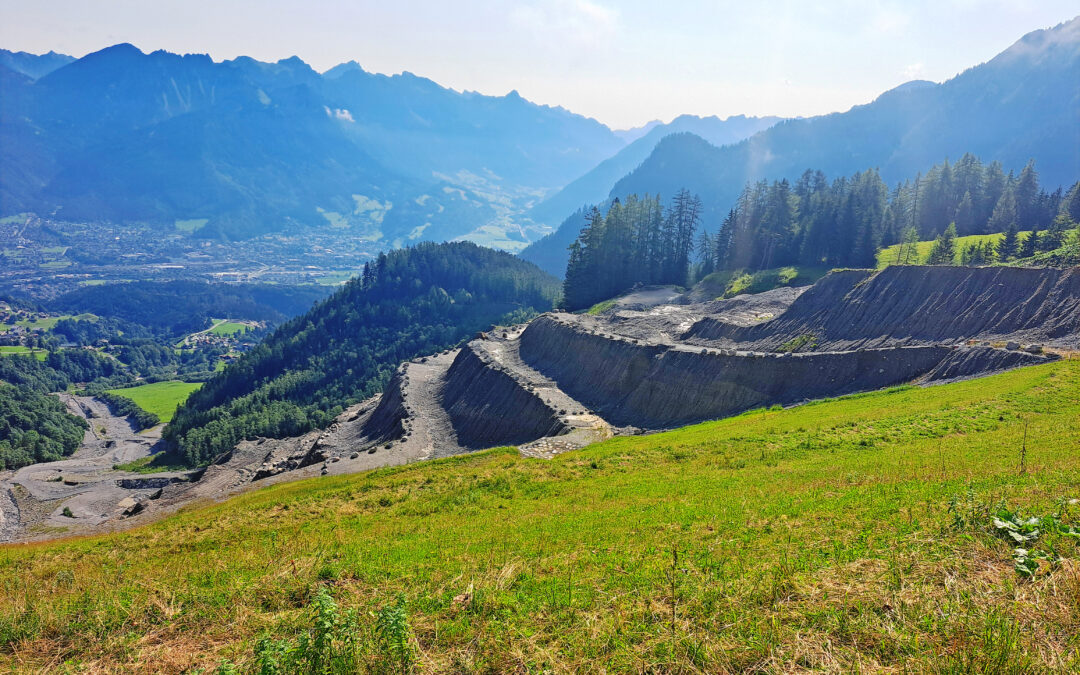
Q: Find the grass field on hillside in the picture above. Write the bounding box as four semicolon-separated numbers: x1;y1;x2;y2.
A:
104;380;202;424
208;319;251;337
0;346;47;360
3;361;1080;672
876;231;1034;268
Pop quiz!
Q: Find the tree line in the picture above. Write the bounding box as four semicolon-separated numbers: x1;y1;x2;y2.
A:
698;156;1076;274
562;190;701;310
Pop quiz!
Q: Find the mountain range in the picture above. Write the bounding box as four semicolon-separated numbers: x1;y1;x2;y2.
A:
3;17;1078;261
520;16;1080;276
0;45;629;245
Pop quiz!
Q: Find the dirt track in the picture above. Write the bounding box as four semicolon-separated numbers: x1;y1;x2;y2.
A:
0;395;192;542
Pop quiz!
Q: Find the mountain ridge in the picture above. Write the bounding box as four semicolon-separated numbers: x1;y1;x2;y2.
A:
0;44;626;244
521;16;1080;276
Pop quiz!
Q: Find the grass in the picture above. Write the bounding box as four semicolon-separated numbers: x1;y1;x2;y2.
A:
0;314;95;333
585;298;618;315
0;346;47;360
876;231;1035;268
315;271;359;286
175;218;209;233
3;360;1080;672
112;454;192;474
208;319;250;337
697;266;828;300
104;381;202;424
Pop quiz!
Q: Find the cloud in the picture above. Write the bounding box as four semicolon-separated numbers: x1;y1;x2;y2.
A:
324;106;354;122
509;0;619;49
902;62;925;80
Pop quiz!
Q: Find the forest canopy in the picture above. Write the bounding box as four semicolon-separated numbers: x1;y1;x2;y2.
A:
164;242;559;466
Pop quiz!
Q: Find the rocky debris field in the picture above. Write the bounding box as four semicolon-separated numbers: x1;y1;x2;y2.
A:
6;265;1077;543
0;395;198;543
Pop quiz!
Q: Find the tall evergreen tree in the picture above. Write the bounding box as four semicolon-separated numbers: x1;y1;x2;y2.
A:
926;223;958;265
987;187;1018;235
997;223;1020;261
1018;230;1039;259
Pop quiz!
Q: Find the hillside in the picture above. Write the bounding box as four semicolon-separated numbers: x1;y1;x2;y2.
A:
608;17;1080;228
0;45;624;243
524;114;781;230
164;242;559;466
2;359;1078;671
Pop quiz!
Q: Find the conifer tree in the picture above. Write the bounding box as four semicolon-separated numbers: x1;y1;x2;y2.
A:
997;223;1020;261
926;223;958;265
953;191;976;235
1018;229;1039;259
987;187;1018;234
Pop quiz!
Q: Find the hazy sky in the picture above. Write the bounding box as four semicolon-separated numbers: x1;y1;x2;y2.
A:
1;1;1077;129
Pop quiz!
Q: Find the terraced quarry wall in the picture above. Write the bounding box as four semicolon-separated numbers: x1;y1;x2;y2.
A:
441;342;570;448
518;315;1037;428
687;266;1080;350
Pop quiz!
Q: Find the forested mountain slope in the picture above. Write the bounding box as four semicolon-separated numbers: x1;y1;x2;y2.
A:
164;242;559;465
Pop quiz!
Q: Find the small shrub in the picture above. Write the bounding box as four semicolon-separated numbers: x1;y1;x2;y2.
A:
779;334;818;353
376;594;414;674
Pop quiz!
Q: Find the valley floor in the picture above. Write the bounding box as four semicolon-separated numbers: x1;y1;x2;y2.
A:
1;358;1079;672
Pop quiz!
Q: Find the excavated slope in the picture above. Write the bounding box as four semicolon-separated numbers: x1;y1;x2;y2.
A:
441;340;571;448
518;314;1040;428
686;266;1080;350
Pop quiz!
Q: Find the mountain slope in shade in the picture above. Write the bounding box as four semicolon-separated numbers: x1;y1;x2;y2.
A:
526;114;782;229
0;45;624;244
0;49;74;80
519;114;782;275
610;17;1080;229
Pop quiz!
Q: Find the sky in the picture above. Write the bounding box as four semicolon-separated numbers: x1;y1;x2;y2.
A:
1;0;1077;129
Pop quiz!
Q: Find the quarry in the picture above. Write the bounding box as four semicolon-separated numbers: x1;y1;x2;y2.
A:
2;264;1078;542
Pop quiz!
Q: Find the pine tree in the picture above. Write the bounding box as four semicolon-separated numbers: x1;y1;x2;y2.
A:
953;191;976;235
695;231;715;281
1018;230;1039;259
1059;181;1080;225
1015;160;1040;231
926;223;957;265
897;226;921;265
997;223;1020;261
987;187;1018;234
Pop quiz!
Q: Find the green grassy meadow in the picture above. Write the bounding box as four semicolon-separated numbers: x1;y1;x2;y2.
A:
3;360;1080;672
0;346;48;361
208;319;251;337
876;232;1035;268
104;380;202;424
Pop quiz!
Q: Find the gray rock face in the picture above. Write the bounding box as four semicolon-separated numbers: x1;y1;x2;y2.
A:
441;342;569;448
686;266;1080;350
518;315;1045;428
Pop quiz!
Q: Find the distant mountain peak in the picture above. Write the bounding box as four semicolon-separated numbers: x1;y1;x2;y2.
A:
94;42;144;57
322;60;366;79
0;47;75;80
